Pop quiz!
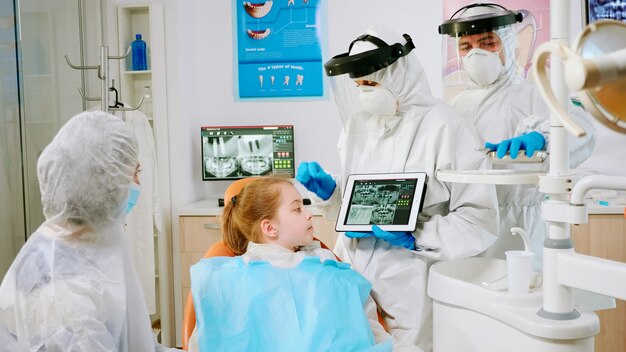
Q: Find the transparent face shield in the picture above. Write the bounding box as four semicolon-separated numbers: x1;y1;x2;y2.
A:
439;3;526;100
324;34;414;133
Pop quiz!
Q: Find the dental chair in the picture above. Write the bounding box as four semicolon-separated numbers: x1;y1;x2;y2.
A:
181;177;385;350
181;177;254;350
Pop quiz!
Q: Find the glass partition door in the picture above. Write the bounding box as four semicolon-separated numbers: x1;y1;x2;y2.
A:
0;0;100;281
0;0;25;281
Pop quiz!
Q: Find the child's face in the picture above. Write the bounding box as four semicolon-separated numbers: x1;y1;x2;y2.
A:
272;183;314;250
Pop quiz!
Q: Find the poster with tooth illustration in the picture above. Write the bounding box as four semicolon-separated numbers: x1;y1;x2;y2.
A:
236;0;324;98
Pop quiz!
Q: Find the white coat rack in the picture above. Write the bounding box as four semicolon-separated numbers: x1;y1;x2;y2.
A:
65;46;144;113
64;0;143;113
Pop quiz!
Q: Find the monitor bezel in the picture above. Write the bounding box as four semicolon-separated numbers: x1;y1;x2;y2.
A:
200;124;295;181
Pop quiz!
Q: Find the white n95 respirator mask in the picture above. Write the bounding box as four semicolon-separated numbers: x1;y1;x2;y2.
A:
461;48;504;86
358;85;399;117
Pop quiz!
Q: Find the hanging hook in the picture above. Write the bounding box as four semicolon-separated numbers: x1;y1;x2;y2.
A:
64;55;99;71
109;96;145;111
109;46;132;60
77;87;101;102
109;79;123;108
66;55;105;80
97;66;105;80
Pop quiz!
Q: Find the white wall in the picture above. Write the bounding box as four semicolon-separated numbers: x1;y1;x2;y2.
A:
170;0;446;210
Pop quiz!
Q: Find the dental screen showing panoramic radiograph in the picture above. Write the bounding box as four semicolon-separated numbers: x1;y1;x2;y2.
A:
201;125;295;180
586;0;626;23
335;172;428;232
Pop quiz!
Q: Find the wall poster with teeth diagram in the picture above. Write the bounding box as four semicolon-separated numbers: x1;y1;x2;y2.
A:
236;0;324;98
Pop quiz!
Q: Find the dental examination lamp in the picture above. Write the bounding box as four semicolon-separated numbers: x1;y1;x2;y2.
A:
532;19;626;322
534;20;626;136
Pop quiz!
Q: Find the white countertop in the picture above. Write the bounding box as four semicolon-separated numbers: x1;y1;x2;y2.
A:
585;190;626;215
177;199;222;216
586;201;625;215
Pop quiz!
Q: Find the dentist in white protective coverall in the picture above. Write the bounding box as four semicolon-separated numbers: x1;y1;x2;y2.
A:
439;3;596;272
0;111;179;352
297;26;499;352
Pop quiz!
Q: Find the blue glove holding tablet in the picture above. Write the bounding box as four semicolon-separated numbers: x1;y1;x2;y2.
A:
346;225;415;250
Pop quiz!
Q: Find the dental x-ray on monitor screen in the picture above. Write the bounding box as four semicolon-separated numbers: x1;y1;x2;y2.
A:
336;172;428;233
585;0;626;24
201;125;295;180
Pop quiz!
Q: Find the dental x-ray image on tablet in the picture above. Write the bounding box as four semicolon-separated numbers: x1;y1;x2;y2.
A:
336;173;427;232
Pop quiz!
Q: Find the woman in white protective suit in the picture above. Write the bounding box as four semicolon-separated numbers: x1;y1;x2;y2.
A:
439;3;596;271
297;27;499;352
0;111;179;351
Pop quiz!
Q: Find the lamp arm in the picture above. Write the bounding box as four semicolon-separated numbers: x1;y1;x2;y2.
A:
565;48;626;90
532;42;587;137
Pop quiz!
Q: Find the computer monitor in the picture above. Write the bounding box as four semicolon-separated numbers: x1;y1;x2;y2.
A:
201;125;295;180
585;0;626;24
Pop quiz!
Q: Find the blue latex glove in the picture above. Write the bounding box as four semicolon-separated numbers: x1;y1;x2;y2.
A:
296;161;336;201
345;231;373;239
345;225;415;250
484;131;546;159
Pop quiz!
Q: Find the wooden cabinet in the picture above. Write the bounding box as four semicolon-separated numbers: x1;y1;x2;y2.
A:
178;215;221;313
177;209;340;334
572;214;626;352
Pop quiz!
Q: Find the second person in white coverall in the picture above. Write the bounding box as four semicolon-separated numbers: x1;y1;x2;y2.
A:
297;27;499;352
439;3;596;271
0;111;179;352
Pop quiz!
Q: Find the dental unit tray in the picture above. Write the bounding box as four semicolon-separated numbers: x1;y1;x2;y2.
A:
477;147;548;164
336;172;427;232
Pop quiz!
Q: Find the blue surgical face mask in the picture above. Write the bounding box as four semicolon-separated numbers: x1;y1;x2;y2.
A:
125;183;141;215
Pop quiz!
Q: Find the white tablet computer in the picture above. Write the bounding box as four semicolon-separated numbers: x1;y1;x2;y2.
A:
335;172;428;232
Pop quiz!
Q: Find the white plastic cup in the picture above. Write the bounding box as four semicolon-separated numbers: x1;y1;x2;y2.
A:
505;250;534;296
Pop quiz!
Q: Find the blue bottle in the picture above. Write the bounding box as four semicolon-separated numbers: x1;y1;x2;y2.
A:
131;34;147;71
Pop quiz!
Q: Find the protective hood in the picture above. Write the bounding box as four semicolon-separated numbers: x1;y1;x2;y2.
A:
325;26;438;133
0;111;177;352
37;111;138;234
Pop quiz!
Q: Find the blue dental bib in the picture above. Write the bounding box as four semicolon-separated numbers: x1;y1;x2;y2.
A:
191;256;390;352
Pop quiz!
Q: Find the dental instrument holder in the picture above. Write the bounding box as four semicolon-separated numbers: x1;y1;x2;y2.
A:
479;148;548;164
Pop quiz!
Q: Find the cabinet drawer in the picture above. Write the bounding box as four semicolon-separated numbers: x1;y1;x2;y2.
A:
179;216;222;253
179;216;224;313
